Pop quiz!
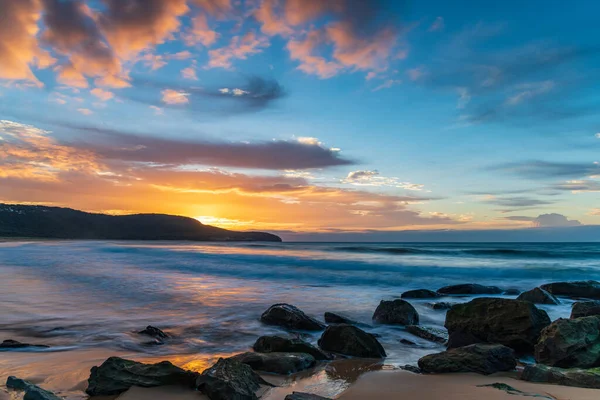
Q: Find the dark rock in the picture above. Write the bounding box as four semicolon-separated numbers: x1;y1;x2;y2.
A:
138;325;169;339
6;376;61;400
253;335;331;360
437;284;502;295
400;338;417;345
428;302;454;310
197;358;273;400
418;344;516;375
540;280;600;299
85;356;198;396
445;298;551;352
535;316;600;368
229;352;316;375
323;312;362;326
405;325;448;344
400;365;421;374
260;304;325;331
401;289;440;299
521;364;600;389
571;301;600;319
285;392;332;400
1;339;49;349
477;382;551;397
372;299;419;325
318;324;386;358
503;288;522;296
516;287;560;305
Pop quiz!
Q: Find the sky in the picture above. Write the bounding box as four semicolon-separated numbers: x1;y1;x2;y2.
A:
0;0;599;240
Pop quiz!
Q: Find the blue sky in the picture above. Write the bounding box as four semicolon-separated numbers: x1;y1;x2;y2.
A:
0;0;599;237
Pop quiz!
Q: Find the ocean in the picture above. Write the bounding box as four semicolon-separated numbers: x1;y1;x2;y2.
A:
1;241;599;398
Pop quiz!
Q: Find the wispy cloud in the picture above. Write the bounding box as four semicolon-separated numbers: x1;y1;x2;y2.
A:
342;170;424;191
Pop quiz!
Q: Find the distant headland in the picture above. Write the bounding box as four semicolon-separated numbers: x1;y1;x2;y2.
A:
0;204;281;242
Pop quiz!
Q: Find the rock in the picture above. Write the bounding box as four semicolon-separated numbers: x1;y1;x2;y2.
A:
229;352;316;375
138;325;169;339
0;339;49;349
418;344;516;375
85;356;198;396
521;364;600;389
400;365;421;374
516;287;560;305
477;382;553;398
400;338;417;345
323;312;362;326
372;299;419;325
437;284;502;295
401;289;440;299
285;392;331;400
534;316;600;368
6;376;62;400
253;335;331;360
540;280;600;299
405;325;448;344
318;324;386;358
571;301;600;319
503;288;522;296
445;298;551;352
428;302;454;310
196;358;273;400
260;304;325;331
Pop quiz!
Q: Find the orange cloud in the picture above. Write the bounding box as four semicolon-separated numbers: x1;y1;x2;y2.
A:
191;0;232;18
91;88;114;101
183;13;220;47
161;89;190;104
207;31;269;69
0;0;54;85
287;30;342;79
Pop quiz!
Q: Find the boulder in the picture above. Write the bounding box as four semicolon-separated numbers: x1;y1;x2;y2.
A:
6;376;61;400
437;284;502;295
138;325;169;339
260;304;325;331
503;288;522;296
372;299;419;325
445;298;551;352
540;280;600;299
1;339;49;349
253;335;330;360
516;287;560;305
405;325;448;344
521;364;600;389
85;357;198;396
323;312;362;326
535;316;600;368
196;358;272;400
428;302;454;310
418;344;516;375
229;352;316;375
400;365;421;374
285;393;331;400
318;324;386;358
401;289;440;299
571;301;600;319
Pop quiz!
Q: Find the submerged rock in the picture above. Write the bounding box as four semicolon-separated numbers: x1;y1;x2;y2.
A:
401;289;440;299
535;316;600;368
503;288;522;296
418;344;516;375
260;304;325;331
253;335;330;360
323;312;363;326
405;325;448;344
445;298;550;352
229;352;316;375
318;324;386;358
517;287;560;305
285;392;332;400
1;339;49;349
437;284;502;295
85;356;198;396
540;280;600;299
197;358;273;400
400;365;421;374
372;299;419;325
571;301;600;319
6;376;61;400
428;302;454;310
138;325;169;339
521;364;600;389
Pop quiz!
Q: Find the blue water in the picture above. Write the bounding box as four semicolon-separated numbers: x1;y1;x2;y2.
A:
0;241;599;396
